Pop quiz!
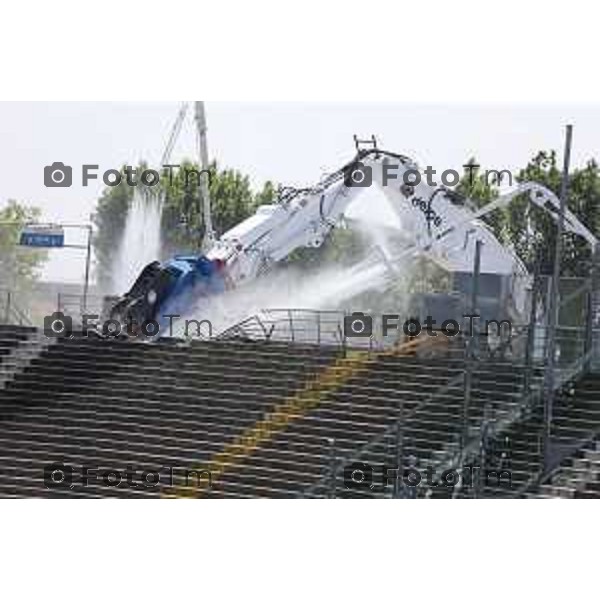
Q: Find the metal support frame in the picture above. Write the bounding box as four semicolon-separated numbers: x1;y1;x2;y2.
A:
393;396;405;499
195;101;215;251
543;124;573;473
474;404;492;499
584;286;594;373
462;240;483;450
353;135;378;152
585;245;600;373
328;438;337;498
523;264;541;401
82;225;93;312
4;291;10;323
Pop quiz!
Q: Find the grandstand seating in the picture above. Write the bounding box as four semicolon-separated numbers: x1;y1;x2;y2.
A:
530;438;600;498
0;324;35;363
0;329;536;498
0;335;341;497
526;375;600;499
0;327;599;499
475;372;600;498
214;354;536;498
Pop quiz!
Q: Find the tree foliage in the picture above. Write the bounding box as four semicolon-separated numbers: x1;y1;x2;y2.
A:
160;160;276;256
0;201;47;291
514;152;600;276
455;152;600;277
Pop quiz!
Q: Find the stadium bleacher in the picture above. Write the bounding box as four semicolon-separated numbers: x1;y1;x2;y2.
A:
0;324;599;499
0;333;341;497
0;324;35;364
218;355;537;499
527;375;600;499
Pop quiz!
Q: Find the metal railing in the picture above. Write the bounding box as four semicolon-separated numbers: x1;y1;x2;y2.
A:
534;428;600;493
0;291;33;326
55;293;104;324
430;326;600;498
300;368;468;498
298;318;600;498
0;288;107;328
218;309;348;347
217;308;411;352
217;308;508;355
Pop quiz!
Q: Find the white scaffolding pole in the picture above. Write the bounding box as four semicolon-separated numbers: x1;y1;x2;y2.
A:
195;101;215;251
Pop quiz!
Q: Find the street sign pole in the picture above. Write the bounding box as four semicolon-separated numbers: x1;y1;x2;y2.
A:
83;225;92;313
543;124;573;473
0;220;93;315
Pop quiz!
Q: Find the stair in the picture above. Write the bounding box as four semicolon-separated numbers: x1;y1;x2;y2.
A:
0;328;597;499
0;325;47;390
0;335;341;497
524;374;600;498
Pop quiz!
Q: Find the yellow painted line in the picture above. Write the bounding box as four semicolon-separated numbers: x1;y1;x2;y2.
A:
165;335;437;498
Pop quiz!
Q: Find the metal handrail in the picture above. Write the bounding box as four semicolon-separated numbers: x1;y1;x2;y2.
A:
299;368;467;498
432;340;598;498
218;309;352;349
532;428;600;491
299;320;598;498
0;291;33;326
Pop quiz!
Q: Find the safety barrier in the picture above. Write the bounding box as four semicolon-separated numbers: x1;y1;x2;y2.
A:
0;291;32;326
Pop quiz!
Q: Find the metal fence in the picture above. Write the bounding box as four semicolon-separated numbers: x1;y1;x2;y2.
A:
217;308;408;350
0;288;104;328
0;290;32;326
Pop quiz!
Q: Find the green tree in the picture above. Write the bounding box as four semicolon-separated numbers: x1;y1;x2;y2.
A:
0;201;47;291
160;160;276;256
512;151;600;276
453;153;600;277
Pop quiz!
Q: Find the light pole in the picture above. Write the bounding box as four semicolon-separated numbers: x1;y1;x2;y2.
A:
81;224;93;312
195;101;215;251
462;240;483;451
543;124;573;473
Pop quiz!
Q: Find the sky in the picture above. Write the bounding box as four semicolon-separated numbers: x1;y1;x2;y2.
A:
1;101;600;284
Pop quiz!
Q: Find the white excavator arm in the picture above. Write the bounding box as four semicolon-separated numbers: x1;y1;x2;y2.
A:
207;148;597;294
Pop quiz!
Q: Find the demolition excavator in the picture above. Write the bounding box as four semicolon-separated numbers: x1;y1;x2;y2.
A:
108;142;598;333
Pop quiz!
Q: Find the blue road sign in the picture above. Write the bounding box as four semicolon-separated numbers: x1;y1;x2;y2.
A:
19;225;65;248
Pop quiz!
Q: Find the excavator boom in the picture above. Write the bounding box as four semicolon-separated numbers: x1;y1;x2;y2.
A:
111;145;598;331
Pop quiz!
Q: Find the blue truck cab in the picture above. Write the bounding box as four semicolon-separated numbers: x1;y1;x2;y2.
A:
109;255;226;336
